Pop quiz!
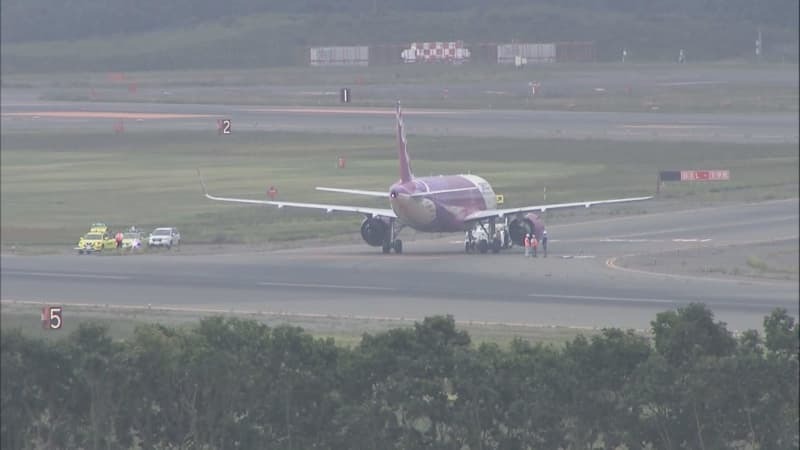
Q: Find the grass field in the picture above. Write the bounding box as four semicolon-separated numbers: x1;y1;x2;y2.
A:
0;302;599;348
5;63;798;113
1;128;797;253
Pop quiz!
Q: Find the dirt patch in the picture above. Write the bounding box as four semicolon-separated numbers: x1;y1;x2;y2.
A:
616;238;798;282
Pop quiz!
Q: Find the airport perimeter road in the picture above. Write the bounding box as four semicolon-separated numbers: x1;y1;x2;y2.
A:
2;97;797;144
2;200;797;331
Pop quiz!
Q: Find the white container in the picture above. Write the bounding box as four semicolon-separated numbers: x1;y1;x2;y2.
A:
497;43;556;64
310;46;369;66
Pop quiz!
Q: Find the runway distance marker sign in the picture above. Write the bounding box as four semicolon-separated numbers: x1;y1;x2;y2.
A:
657;169;729;194
680;170;730;181
41;306;63;330
218;118;232;135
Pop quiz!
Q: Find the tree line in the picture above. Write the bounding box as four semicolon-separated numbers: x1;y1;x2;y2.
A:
2;0;795;44
2;304;798;449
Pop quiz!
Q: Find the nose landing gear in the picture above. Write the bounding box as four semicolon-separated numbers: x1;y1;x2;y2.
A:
382;220;404;254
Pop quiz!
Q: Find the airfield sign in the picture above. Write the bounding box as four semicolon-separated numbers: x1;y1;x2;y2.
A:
680;170;730;181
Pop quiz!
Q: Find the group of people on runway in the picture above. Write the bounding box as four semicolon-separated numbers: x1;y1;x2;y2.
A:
523;230;547;258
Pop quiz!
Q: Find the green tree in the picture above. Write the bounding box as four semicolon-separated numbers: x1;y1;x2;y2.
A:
763;308;800;357
562;328;651;448
651;303;736;368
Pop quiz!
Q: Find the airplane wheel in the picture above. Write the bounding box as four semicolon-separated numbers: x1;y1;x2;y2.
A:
477;239;488;254
382;241;391;254
393;239;403;254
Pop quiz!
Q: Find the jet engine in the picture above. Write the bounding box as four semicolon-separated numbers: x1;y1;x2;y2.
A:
508;213;545;245
360;217;388;247
508;217;534;246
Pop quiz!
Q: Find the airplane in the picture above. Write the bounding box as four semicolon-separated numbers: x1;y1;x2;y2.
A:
199;102;652;255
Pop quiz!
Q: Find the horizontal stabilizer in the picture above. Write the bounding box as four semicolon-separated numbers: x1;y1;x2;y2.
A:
408;186;478;197
198;170;396;218
317;186;478;198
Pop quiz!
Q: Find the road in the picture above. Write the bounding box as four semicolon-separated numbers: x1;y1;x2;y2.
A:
2;199;797;331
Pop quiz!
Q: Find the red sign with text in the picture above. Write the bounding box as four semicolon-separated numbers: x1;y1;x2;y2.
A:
680;170;730;181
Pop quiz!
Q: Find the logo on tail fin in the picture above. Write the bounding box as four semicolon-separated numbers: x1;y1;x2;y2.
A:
396;101;413;183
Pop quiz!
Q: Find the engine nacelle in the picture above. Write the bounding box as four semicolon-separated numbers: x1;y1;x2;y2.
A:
508;213;546;245
360;217;388;247
508;217;533;246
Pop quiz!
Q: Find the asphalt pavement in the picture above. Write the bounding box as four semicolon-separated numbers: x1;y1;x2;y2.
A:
2;199;797;331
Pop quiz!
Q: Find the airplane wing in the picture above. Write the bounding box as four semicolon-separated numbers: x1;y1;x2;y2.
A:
464;196;653;222
199;172;397;218
316;187;388;197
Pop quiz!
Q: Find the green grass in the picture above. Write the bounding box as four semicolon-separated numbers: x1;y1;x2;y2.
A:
746;255;770;271
5;63;797;113
0;302;597;348
1;129;797;251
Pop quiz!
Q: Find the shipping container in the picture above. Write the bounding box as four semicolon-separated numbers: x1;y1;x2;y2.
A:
555;42;596;62
497;43;556;64
309;46;369;66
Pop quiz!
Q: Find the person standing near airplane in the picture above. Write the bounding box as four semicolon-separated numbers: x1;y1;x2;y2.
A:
524;233;531;257
531;234;538;258
542;230;548;258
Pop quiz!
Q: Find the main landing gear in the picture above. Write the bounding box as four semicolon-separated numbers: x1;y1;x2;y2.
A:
465;219;508;255
382;220;404;254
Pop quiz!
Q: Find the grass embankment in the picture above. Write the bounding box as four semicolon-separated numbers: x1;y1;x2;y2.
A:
0;302;595;348
1;129;797;253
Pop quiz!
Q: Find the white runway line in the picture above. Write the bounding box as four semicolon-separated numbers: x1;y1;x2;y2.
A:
257;281;395;291
2;270;130;280
602;238;663;243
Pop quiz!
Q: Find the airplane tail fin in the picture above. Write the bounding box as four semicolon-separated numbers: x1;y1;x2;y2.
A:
396;101;413;183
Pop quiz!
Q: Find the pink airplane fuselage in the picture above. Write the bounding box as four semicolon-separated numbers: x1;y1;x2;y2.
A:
388;174;497;232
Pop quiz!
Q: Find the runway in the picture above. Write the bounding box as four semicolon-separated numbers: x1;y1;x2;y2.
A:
2;199;797;331
2;95;797;144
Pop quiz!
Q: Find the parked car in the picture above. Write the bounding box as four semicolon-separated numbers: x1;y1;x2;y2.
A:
88;222;109;234
121;231;144;251
148;227;180;249
75;232;116;254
